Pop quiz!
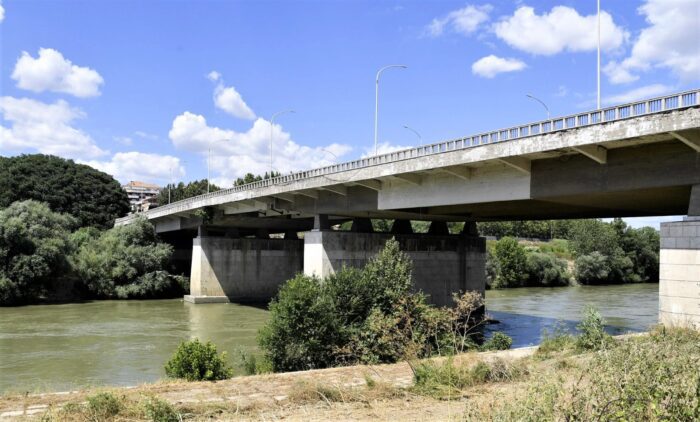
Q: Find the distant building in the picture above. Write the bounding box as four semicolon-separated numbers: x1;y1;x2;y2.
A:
122;181;161;213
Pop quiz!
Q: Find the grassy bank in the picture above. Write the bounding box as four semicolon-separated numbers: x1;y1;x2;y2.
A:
3;326;697;421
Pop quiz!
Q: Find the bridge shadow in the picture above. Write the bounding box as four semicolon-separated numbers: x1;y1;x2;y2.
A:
484;310;645;348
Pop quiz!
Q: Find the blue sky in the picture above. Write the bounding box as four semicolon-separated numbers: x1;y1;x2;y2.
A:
1;0;698;227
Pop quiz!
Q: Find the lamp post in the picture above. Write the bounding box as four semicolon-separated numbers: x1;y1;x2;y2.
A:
374;64;407;156
270;110;295;176
597;0;601;109
402;125;422;146
526;94;550;119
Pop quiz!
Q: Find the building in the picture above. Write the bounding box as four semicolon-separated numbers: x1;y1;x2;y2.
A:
122;181;161;213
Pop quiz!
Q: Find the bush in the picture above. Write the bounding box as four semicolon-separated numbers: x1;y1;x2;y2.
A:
0;200;76;305
86;392;122;419
482;332;513;351
141;396;180;422
70;217;180;298
574;252;610;285
493;237;528;288
575;306;612;351
525;252;570;287
259;238;489;372
164;338;232;381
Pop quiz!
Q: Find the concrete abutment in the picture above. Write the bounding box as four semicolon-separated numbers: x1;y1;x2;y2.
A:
660;217;700;329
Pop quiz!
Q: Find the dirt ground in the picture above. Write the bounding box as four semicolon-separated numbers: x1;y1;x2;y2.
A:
0;347;537;421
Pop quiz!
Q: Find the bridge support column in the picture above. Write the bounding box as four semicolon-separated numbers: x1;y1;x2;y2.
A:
185;233;304;304
659;217;700;329
303;230;485;306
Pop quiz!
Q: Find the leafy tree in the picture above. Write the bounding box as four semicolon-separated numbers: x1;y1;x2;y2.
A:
0;154;129;228
157;179;220;206
493;237;528;288
70;217;179;298
0;200;76;305
164;338;233;381
526;252;570;287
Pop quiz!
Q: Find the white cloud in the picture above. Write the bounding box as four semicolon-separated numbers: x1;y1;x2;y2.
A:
207;71;256;120
604;84;672;104
81;152;184;184
11;48;104;97
0;96;107;158
134;131;159;141
114;136;133;146
426;4;492;37
168;111;351;183
0;0;5;22
493;6;628;56
471;55;526;78
604;0;700;84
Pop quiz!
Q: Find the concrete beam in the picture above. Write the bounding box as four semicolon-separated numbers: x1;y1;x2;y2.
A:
392;173;422;185
670;131;700;153
320;185;348;196
271;193;296;202
352;179;383;191
498;157;531;174
294;189;319;199
440;165;471;180
572;145;608;164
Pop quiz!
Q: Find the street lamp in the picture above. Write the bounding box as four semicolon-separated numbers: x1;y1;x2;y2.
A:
597;0;601;109
403;125;422;146
208;140;228;193
374;64;407;156
270;110;295;176
526;94;550;119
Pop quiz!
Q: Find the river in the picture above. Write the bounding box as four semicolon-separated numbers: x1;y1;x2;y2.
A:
0;283;658;394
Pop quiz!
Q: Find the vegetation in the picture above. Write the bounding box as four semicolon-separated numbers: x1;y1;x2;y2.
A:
86;392;122;419
164;338;233;381
0;154;129;228
258;239;508;372
70;217;185;299
157;179;220;206
575;305;612;351
492;237;528;288
0;200;76;305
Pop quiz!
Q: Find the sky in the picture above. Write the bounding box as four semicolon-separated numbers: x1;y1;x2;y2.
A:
1;0;699;228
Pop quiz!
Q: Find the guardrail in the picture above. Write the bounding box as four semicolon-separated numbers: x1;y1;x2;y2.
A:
116;89;700;224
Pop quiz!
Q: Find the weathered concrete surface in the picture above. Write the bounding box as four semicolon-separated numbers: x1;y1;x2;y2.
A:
659;219;700;329
303;231;485;307
188;236;303;303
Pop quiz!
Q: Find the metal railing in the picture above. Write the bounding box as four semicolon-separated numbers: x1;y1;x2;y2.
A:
116;89;699;224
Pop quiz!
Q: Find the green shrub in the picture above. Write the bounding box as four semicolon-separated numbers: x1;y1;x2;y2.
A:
70;217;179;298
574;252;610;284
575;306;612;351
493;237;528;288
164;338;232;381
141;396;180;422
536;325;576;358
0;200;76;305
525;252;570;287
481;332;513;351
86;392;122;419
237;351;273;375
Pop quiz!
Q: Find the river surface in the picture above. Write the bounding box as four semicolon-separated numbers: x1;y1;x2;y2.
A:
0;283;658;394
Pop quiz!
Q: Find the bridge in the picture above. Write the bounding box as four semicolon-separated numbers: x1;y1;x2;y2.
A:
117;90;700;327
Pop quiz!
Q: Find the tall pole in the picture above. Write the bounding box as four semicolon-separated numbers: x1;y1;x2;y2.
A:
374;64;407;156
526;94;550;119
403;125;422;146
597;0;601;109
270;110;295;176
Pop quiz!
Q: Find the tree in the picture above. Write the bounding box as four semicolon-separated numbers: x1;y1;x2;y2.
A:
0;154;129;229
493;237;528;288
0;200;76;305
157;179;220;206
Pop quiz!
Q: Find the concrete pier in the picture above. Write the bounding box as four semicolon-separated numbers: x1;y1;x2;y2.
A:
185;235;303;304
659;218;700;328
303;230;485;307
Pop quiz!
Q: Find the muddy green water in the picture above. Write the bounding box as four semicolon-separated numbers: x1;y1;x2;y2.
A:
0;283;658;394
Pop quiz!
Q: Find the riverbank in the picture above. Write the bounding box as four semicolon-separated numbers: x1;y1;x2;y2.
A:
3;328;697;421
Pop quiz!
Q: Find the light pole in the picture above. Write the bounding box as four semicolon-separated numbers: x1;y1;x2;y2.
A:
208;140;228;193
597;0;601;109
403;125;422;146
270;110;295;176
526;94;550;119
374;64;407;156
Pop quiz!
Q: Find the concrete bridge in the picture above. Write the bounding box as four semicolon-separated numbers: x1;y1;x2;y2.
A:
117;90;700;327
